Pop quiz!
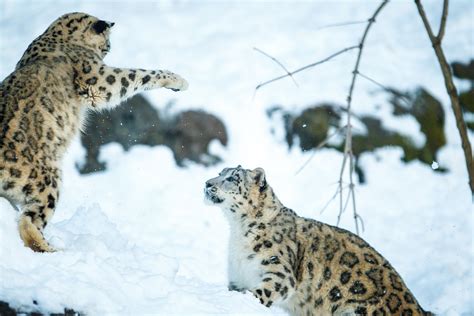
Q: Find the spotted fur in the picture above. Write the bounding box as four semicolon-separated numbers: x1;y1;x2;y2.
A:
0;12;188;252
205;166;432;315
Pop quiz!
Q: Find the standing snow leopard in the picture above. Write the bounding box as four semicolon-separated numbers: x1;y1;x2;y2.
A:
0;12;188;252
204;166;432;315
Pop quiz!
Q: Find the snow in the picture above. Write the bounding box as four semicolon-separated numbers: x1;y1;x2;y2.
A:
1;0;473;315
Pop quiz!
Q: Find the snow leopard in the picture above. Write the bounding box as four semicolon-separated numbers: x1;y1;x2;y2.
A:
0;12;188;252
204;166;432;315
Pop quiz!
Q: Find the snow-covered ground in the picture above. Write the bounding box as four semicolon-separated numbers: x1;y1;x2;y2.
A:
0;0;472;315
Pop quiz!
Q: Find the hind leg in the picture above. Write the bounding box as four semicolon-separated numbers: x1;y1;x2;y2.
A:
18;170;60;252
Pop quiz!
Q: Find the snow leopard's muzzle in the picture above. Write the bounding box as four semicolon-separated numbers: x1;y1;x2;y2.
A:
204;180;224;204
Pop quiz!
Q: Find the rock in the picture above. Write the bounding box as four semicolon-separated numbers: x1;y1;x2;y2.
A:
0;300;80;316
78;95;228;174
387;87;446;165
0;301;16;316
269;86;447;183
79;94;164;174
348;116;419;183
289;105;341;151
268;104;341;151
451;59;474;81
451;59;474;131
162;109;228;167
459;88;474;113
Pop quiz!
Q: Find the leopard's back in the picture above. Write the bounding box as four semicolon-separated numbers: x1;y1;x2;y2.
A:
291;217;431;315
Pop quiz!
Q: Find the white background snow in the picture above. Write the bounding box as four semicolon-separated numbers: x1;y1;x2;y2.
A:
0;0;472;315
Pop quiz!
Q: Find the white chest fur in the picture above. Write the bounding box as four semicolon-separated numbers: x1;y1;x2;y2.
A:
227;225;262;290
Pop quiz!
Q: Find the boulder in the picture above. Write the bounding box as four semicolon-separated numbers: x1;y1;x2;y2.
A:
78;95;228;174
269;86;447;183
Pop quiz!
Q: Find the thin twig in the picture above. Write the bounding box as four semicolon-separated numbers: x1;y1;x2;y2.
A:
415;0;474;195
358;71;412;107
355;214;365;232
320;184;345;214
338;151;348;219
253;1;391;231
255;45;359;91
415;0;436;41
295;125;346;175
336;184;352;226
350;151;362;233
357;71;389;90
338;0;389;234
316;20;367;31
254;47;299;87
437;0;449;41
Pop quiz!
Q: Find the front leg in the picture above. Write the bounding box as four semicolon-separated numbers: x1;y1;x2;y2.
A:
75;65;188;108
251;256;297;307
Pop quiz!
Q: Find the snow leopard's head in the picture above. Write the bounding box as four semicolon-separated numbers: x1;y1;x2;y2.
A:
204;166;270;218
48;12;114;59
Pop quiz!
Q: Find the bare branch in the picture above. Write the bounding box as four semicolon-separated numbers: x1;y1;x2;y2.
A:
336;185;352;227
349;153;361;234
358;71;412;107
337;0;388;234
255;45;359;91
415;0;474;194
254;47;299;88
355;214;365;233
338;152;348;217
254;0;391;230
320;184;345;214
316;20;367;31
295;125;346;175
346;0;389;107
437;0;449;41
414;0;436;42
357;71;388;91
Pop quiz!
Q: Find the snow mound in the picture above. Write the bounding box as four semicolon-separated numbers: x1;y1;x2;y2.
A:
0;201;276;314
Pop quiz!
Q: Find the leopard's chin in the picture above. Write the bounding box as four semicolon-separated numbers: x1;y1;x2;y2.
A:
205;190;224;204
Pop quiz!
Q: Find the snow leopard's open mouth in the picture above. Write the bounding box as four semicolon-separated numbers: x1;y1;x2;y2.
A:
205;189;224;204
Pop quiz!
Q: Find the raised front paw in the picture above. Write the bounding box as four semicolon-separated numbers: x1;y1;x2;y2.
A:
159;70;189;91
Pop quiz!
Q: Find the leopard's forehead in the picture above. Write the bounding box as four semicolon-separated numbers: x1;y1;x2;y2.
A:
56;12;98;25
218;165;251;181
219;165;243;176
47;12;100;33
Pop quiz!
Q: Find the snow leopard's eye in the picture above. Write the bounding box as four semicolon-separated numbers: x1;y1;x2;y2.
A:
226;176;237;182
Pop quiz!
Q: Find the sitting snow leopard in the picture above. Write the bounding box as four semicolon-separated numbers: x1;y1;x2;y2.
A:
0;12;188;252
204;166;432;315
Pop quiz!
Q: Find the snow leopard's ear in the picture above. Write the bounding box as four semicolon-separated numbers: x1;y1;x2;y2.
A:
253;168;267;192
92;20;114;34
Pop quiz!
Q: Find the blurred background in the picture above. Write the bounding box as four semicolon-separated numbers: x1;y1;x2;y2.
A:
0;1;472;315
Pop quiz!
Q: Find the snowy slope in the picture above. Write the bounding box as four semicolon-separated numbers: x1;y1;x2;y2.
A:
0;0;472;315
